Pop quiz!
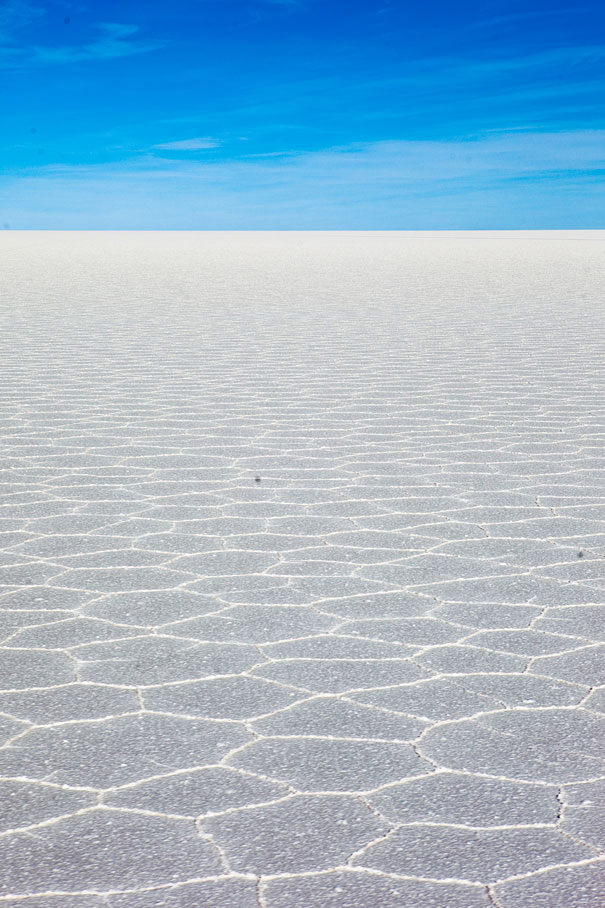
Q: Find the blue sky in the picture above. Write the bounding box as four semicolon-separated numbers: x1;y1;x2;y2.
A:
1;0;604;228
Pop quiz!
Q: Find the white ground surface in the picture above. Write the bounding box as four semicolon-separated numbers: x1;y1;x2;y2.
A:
0;230;604;907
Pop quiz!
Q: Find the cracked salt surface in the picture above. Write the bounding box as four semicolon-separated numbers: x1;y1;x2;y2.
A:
0;230;604;906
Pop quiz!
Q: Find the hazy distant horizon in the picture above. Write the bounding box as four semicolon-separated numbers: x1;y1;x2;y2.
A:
5;228;605;234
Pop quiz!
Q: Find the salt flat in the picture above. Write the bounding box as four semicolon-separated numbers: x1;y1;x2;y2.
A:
0;230;604;907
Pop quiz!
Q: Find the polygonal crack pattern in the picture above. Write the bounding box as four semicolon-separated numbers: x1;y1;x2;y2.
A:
1;231;604;907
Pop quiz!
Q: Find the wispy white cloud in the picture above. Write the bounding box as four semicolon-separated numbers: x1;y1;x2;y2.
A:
0;0;44;37
152;137;221;151
31;23;162;65
14;129;605;183
154;41;604;141
0;20;162;68
3;129;604;228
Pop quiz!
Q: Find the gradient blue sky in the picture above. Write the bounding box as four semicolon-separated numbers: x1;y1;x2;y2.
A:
2;0;604;228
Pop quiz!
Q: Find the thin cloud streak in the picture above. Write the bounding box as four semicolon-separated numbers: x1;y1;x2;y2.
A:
459;7;592;34
152;138;221;150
